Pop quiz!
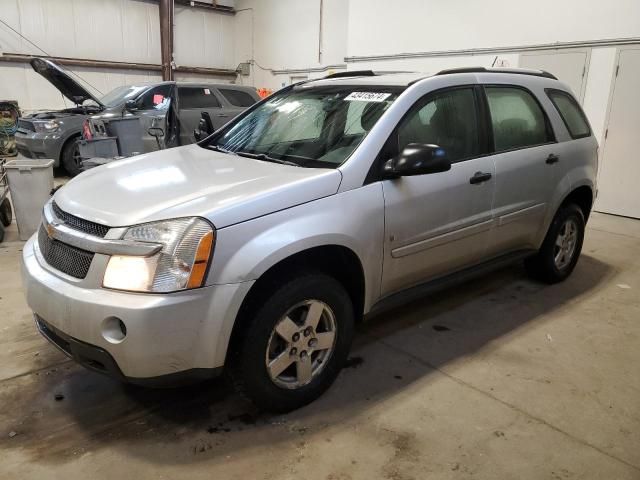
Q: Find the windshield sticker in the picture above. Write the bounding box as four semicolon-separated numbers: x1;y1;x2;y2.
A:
345;92;392;102
204;88;211;95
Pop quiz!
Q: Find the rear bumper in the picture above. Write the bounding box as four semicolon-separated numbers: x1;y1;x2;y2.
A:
15;132;61;165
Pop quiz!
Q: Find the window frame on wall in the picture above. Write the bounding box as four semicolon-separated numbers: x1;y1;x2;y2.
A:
545;88;592;139
481;84;557;154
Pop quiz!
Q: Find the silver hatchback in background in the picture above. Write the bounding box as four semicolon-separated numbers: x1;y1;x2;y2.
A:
22;68;597;412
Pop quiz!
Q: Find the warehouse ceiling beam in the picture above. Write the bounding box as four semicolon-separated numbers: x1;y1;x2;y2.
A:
0;53;238;78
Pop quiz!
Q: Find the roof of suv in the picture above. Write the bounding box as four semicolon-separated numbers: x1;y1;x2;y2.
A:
302;67;558;88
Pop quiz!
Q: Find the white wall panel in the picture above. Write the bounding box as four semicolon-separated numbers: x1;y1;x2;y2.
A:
0;0;236;110
174;6;236;69
0;0;161;64
347;0;640;58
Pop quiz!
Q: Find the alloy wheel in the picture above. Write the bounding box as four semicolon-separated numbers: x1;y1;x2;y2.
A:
554;217;578;270
265;300;337;389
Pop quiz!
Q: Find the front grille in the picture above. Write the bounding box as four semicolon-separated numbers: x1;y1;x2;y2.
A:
52;201;109;238
17;119;35;132
38;226;94;279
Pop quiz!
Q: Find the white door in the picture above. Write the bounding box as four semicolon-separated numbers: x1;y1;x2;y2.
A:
595;49;640;219
520;50;590;102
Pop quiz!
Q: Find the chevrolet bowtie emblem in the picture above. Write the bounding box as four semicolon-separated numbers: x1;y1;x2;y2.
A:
45;223;55;239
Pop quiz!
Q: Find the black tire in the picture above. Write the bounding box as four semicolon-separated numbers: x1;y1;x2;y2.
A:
525;203;585;284
230;273;355;413
0;223;4;243
61;137;83;177
0;198;11;227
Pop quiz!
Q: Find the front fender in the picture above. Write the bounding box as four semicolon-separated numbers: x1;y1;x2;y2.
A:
209;183;385;312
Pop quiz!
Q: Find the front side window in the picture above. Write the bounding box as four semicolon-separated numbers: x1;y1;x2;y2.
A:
206;87;401;168
137;85;172;111
547;89;591;139
179;87;222;109
486;87;552;151
396;88;480;162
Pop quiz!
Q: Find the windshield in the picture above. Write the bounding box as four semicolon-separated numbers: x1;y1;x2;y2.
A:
205;86;401;168
99;85;150;107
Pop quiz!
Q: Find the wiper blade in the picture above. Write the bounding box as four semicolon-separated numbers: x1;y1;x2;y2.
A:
210;145;236;155
235;151;299;167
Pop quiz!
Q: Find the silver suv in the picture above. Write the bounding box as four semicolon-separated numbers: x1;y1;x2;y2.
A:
22;68;597;412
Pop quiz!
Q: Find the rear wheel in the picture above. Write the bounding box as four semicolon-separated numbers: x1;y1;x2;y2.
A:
0;223;5;243
61;138;83;177
0;198;11;227
230;273;355;412
525;203;585;283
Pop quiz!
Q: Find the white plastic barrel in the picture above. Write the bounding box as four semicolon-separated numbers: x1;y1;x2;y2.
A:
4;159;54;240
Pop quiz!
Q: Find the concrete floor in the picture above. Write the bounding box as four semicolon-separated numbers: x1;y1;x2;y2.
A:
0;211;639;479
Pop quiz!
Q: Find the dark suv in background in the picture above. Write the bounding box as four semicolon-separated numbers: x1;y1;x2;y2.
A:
15;58;259;176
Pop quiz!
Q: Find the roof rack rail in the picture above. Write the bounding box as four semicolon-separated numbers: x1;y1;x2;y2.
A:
435;67;557;80
324;70;376;79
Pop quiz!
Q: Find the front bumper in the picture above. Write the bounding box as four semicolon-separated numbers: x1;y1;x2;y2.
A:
22;235;253;382
15;131;61;165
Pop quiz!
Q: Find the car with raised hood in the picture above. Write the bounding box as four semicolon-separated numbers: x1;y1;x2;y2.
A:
15;58;259;176
22;68;597;412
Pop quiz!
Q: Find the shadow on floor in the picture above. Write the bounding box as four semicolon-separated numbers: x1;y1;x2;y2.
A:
0;254;614;464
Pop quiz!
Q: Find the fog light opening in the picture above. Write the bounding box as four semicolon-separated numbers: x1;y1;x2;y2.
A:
102;316;127;344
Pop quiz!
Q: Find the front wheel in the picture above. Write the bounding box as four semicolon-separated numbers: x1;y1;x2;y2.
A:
230;273;355;412
61;138;83;177
525;203;585;284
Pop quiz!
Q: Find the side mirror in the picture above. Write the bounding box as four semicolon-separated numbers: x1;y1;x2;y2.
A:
384;143;451;178
125;99;138;112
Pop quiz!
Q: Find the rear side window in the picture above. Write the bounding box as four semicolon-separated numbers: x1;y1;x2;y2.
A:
486;87;553;152
547;89;591;139
178;87;221;109
219;88;256;107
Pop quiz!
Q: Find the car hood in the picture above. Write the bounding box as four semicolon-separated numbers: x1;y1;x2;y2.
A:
54;145;342;229
31;57;104;108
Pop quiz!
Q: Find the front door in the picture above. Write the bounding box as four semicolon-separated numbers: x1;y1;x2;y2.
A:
381;86;495;296
135;84;173;152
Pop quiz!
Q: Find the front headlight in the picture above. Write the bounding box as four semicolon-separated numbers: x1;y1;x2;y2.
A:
103;217;214;293
33;120;60;133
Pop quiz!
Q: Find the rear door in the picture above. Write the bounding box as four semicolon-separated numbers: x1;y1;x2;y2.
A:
177;86;226;145
381;86;496;296
482;85;560;256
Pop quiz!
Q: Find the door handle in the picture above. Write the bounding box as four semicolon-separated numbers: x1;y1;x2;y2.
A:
469;171;492;184
216;113;230;118
546;154;560;164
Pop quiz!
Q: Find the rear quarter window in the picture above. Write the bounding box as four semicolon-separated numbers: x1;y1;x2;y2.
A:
546;89;591;139
219;89;257;107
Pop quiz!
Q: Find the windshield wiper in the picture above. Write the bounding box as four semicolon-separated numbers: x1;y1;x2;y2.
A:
210;145;237;155
235;151;300;167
